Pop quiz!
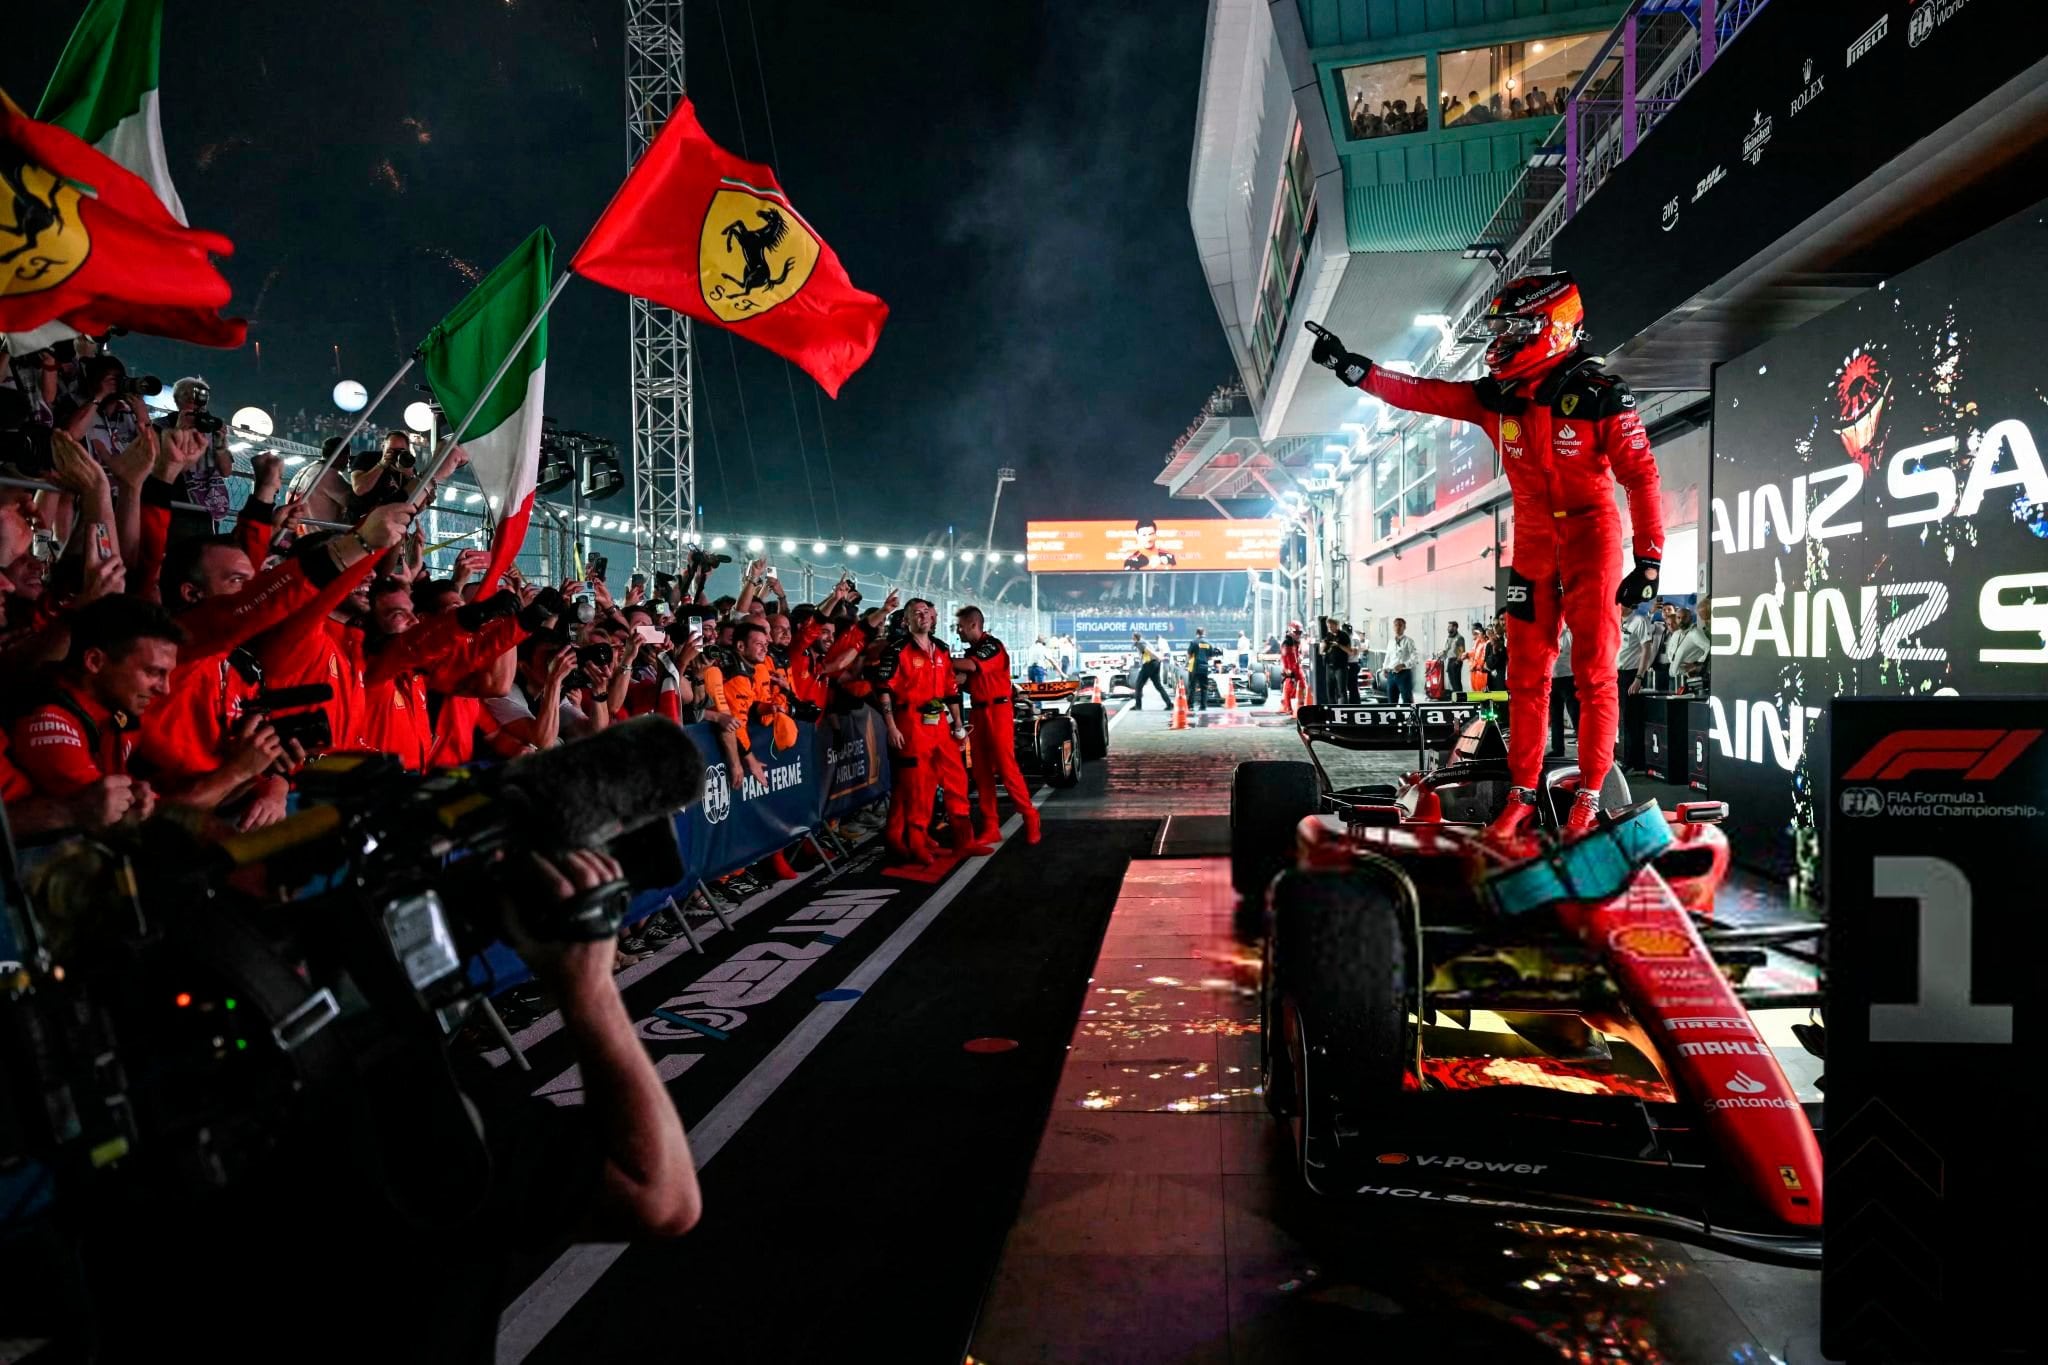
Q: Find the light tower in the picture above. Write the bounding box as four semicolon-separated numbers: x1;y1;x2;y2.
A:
625;0;694;571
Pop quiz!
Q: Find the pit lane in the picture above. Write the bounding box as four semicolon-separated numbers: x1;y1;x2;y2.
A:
498;694;1827;1363
972;697;1830;1365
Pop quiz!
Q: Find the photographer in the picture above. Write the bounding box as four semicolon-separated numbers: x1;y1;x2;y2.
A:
480;630;588;755
350;429;423;512
156;376;233;534
56;351;153;468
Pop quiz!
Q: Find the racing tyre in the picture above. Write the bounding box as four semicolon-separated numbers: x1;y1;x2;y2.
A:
1071;701;1109;761
1230;761;1320;899
1038;714;1081;788
1242;672;1269;703
1265;664;1284;693
1266;870;1414;1158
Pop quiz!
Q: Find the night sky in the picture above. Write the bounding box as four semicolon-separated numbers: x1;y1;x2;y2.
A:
1;0;1236;550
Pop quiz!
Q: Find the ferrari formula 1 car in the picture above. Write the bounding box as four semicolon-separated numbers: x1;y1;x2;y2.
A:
1013;679;1108;788
1231;703;1826;1263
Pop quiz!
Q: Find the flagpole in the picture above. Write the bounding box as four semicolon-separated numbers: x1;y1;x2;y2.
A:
409;270;572;514
307;354;419;489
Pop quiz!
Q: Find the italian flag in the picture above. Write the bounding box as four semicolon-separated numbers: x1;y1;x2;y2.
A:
6;0;188;354
421;228;554;596
39;0;187;224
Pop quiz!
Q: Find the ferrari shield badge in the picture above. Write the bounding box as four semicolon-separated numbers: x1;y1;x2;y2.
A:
1560;393;1579;416
699;181;820;323
0;155;89;298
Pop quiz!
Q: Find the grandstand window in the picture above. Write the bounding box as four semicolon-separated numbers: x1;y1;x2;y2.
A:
1336;56;1430;141
1247;120;1318;399
1439;31;1600;127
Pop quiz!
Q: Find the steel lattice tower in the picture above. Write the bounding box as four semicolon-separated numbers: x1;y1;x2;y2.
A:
625;0;694;570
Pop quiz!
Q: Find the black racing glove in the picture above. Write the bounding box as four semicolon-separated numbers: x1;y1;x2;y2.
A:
1616;558;1661;606
1305;322;1371;387
518;586;567;632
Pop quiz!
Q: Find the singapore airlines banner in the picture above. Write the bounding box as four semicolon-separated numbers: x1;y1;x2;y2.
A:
1708;199;2048;883
1026;518;1284;573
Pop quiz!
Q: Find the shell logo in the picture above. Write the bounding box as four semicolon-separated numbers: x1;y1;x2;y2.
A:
1611;925;1693;958
1499;419;1522;443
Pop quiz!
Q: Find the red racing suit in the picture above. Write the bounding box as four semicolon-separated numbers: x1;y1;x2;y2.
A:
956;633;1037;840
1279;637;1306;713
872;633;973;857
1347;354;1662;796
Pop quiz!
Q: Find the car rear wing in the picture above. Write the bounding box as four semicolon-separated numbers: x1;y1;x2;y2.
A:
1296;702;1501;772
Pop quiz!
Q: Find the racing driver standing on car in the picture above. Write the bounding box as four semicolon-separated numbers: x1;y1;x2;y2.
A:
1305;272;1663;840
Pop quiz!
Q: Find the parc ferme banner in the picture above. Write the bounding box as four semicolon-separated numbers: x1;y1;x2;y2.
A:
1707;198;2048;884
477;714;889;990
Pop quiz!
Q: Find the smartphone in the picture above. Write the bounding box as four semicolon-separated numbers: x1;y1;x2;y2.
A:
653;570;675;596
587;552;609;584
91;521;112;561
630;572;647;593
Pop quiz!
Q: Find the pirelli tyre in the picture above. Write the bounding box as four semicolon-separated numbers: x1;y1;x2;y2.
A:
1240;670;1269;703
1037;714;1081;787
1265;664;1284;693
1265;869;1413;1162
1230;760;1320;898
1071;701;1109;761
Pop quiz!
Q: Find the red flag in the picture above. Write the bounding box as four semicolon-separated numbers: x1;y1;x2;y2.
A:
0;90;243;347
572;99;886;398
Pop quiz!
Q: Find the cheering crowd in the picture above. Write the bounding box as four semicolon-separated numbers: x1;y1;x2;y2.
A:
0;346;1046;890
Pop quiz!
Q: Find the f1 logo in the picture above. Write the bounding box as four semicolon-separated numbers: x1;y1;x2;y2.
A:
1841;729;2041;782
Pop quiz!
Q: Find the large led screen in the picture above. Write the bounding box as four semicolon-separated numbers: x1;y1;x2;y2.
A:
1026;518;1284;573
1708;200;2048;888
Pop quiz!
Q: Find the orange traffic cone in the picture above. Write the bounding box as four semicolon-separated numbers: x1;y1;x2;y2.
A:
1221;674;1236;709
1171;681;1189;730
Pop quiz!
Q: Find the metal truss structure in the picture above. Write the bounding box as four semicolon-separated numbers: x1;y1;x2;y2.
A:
625;0;694;570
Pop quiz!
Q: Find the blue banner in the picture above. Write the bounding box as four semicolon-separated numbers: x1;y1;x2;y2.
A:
819;705;891;820
1056;614;1251;648
685;719;824;882
477;714;889;994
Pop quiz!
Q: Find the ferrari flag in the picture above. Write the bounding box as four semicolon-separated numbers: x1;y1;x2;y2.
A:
0;89;241;346
421;227;553;596
571;99;887;398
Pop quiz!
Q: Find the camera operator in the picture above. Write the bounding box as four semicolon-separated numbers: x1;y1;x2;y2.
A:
156;376;233;535
56;352;154;468
481;629;590;755
75;844;700;1362
350;429;423;512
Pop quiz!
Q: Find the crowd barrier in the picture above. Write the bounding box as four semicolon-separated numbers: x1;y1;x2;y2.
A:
475;707;892;994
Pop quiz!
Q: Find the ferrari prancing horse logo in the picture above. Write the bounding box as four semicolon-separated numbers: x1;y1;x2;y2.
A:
1560;393;1580;416
699;182;820;323
1;149;90;297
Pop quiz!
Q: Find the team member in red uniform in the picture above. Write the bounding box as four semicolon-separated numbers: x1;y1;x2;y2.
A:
872;599;990;864
952;606;1042;846
11;597;192;799
1307;272;1663;838
1279;622;1307;714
